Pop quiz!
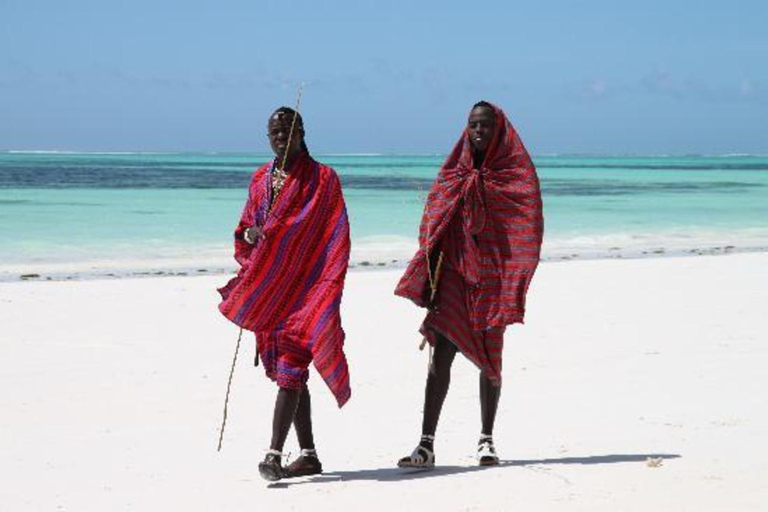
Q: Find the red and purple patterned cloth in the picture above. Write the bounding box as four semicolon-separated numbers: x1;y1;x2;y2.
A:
395;103;543;381
219;153;351;407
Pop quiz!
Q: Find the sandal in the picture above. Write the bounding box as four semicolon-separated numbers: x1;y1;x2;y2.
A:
284;448;323;478
397;435;436;469
258;449;286;481
477;435;499;466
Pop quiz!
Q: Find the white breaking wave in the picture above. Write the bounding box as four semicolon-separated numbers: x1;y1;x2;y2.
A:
350;235;418;266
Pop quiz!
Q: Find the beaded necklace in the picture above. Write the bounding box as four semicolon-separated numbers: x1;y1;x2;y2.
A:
270;166;289;202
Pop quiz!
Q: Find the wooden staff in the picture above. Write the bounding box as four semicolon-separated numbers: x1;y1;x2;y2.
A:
217;85;305;452
418;183;444;380
419;249;443;351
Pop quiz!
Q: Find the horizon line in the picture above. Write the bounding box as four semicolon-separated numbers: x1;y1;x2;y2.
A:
2;149;767;159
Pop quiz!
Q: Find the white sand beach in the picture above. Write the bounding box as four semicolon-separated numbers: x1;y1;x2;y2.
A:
1;253;767;511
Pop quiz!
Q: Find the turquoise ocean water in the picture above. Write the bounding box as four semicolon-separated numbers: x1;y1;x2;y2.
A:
1;151;767;280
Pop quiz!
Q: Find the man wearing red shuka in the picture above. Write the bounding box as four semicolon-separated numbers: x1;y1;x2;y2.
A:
396;101;543;469
219;107;351;482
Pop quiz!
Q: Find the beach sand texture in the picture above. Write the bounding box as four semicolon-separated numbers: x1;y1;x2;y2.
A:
1;253;767;511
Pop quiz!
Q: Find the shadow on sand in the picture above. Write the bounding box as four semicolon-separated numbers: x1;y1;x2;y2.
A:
268;453;681;488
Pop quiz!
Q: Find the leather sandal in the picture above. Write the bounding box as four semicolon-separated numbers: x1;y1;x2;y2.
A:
397;435;436;469
477;435;499;466
284;448;323;478
258;449;286;481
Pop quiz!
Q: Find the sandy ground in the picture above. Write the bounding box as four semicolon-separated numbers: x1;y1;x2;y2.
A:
1;253;767;511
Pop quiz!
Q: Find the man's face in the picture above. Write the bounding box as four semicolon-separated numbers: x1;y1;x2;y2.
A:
467;106;496;153
268;112;304;162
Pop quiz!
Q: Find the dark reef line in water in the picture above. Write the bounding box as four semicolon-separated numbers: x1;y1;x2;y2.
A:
1;166;764;195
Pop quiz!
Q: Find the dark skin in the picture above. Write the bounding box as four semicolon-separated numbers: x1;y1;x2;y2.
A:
245;112;306;243
267;111;305;169
467;105;496;168
417;104;501;452
269;385;315;453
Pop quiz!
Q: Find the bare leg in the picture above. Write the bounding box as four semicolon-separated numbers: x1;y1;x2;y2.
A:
479;373;501;435
293;385;315;450
421;333;458;445
398;332;458;467
477;374;502;466
282;384;323;477
269;387;301;451
260;386;302;481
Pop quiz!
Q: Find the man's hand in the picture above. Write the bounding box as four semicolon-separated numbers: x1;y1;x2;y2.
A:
244;226;265;244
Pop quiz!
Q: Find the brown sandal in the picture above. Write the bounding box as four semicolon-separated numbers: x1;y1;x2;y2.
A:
284;449;323;478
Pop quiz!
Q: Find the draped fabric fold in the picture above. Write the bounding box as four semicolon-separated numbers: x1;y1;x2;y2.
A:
396;103;544;330
218;153;351;407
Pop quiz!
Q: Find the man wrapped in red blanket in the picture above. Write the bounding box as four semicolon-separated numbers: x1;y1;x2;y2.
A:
396;101;543;469
219;107;350;481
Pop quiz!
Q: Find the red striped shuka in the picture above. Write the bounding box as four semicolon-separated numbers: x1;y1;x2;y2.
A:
218;152;352;407
395;103;543;385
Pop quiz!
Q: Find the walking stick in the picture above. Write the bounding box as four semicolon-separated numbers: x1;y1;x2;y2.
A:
419;196;444;374
217;327;243;451
216;84;305;451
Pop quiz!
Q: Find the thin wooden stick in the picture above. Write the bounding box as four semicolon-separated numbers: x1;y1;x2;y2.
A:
279;83;305;171
217;327;243;451
419;251;443;352
419;186;444;353
217;85;306;451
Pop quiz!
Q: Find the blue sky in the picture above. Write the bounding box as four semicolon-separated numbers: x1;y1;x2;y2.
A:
1;0;766;154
